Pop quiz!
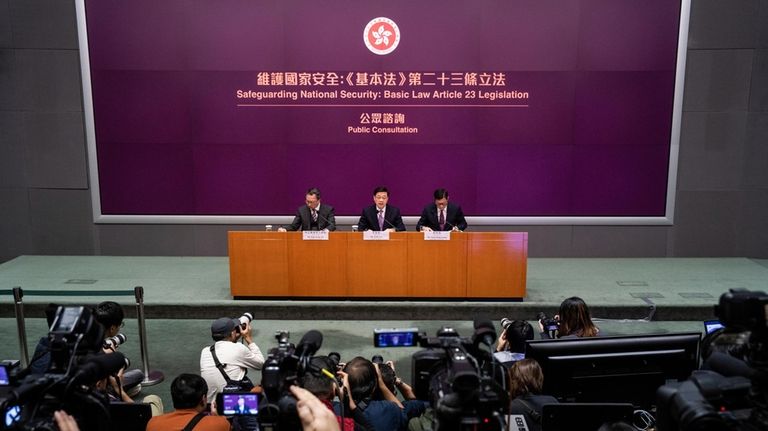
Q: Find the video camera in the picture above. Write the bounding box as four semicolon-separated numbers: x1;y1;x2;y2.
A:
376;320;509;431
0;306;128;431
258;329;323;430
656;289;768;431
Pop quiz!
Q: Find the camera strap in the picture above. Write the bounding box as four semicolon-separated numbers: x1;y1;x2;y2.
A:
182;411;207;431
209;344;238;386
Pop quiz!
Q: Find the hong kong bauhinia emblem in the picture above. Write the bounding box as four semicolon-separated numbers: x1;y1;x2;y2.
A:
363;17;400;55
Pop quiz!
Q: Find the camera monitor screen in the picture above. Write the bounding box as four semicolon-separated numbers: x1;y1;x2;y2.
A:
0;365;9;385
50;306;85;334
525;332;701;408
374;328;419;347
219;393;259;416
703;319;724;334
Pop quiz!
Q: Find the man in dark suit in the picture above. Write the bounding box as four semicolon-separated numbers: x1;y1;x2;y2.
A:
415;188;468;232
235;396;248;414
280;187;336;231
357;186;406;231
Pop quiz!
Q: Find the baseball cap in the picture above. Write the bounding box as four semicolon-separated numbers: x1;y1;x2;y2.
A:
211;317;238;337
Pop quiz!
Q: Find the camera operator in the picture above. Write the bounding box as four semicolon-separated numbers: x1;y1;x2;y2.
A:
539;296;600;339
507;359;558;431
146;373;230;431
200;316;265;400
94;301;145;396
373;359;427;420
93;359;164;416
335;357;407;431
494;319;534;364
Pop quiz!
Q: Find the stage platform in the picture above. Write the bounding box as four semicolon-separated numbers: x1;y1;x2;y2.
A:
2;255;767;321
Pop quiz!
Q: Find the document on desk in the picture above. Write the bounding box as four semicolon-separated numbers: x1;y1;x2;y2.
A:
424;231;451;241
363;231;390;241
302;231;329;240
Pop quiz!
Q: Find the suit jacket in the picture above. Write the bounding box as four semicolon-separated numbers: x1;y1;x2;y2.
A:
415;202;468;231
286;204;336;231
357;204;406;231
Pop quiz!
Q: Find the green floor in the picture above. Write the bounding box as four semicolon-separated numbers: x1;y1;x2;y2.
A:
1;255;765;412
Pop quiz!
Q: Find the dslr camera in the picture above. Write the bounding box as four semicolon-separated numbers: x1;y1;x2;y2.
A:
536;312;559;339
237;312;254;332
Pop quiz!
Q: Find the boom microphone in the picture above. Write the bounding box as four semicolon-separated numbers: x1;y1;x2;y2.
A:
295;330;323;360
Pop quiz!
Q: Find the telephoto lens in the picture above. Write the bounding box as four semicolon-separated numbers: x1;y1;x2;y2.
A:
500;317;513;330
239;312;254;330
371;355;384;364
103;333;127;350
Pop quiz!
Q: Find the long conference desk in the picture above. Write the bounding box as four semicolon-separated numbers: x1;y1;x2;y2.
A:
228;231;527;299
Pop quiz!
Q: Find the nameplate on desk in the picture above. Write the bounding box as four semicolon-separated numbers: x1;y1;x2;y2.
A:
302;231;329;241
424;231;451;241
363;231;390;241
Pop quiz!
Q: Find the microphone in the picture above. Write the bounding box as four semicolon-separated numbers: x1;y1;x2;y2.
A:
312;208;336;231
70;352;128;386
295;330;323;360
377;207;400;231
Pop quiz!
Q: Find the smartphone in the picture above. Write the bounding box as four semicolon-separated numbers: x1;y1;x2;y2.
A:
373;328;419;347
216;392;260;416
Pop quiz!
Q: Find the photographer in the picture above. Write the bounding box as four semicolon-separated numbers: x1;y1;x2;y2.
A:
94;362;164;416
94;301;144;396
200;316;265;400
335;357;407;431
146;373;230;431
539;297;600;339
494;319;534;364
373;360;427;420
300;356;361;431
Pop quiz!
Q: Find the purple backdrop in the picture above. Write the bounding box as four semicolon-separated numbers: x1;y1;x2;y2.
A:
85;0;681;217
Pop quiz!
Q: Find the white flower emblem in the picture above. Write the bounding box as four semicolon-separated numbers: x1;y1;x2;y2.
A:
373;25;392;46
363;17;400;55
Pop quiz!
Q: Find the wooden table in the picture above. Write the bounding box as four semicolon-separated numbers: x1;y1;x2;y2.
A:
228;232;527;299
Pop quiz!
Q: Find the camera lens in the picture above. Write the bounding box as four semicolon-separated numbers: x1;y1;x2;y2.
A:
371;355;384;364
103;333;127;349
500;318;513;330
239;312;253;329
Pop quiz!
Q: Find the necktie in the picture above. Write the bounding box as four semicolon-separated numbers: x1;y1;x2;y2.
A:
439;209;445;230
311;209;318;222
378;210;384;230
